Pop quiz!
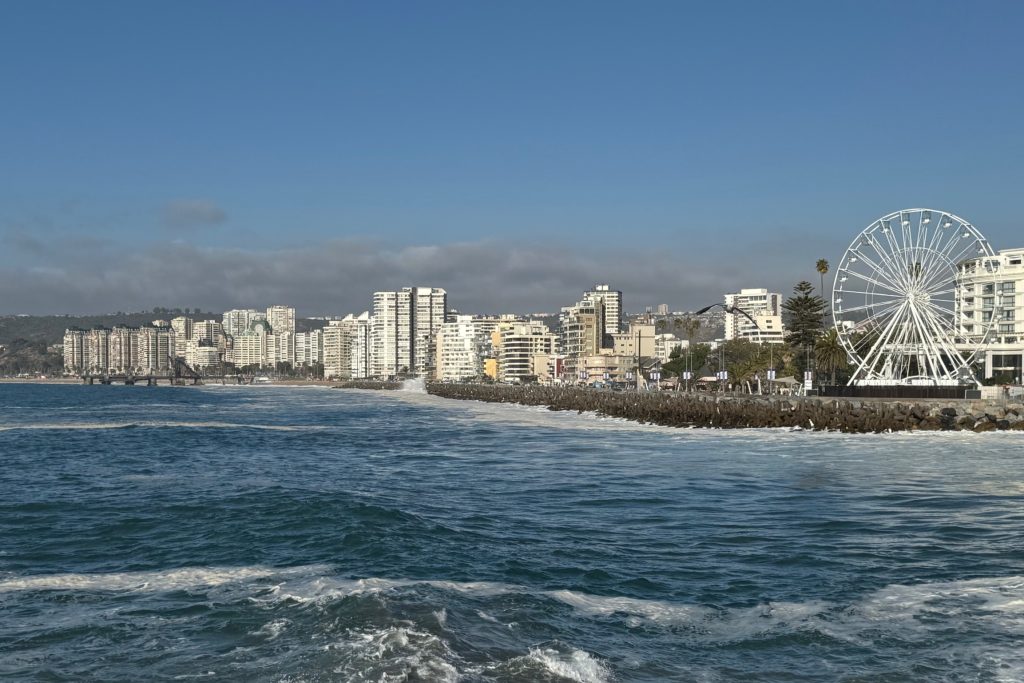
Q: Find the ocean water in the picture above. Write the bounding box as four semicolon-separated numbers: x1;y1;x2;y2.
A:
1;384;1023;682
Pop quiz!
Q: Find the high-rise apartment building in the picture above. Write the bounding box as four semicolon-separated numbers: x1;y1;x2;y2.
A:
232;319;272;368
109;325;139;373
498;321;556;383
371;287;447;378
295;330;323;367
435;315;482;381
266;306;296;336
84;327;111;373
63;328;85;373
560;297;604;376
323;313;373;379
170;316;193;359
223;309;264;338
137;323;175;371
584;284;623;338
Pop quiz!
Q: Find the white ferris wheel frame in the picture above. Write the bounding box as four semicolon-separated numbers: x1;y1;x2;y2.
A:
832;208;995;386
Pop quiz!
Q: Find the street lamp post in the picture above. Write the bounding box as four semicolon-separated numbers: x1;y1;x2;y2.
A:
693;303;761;397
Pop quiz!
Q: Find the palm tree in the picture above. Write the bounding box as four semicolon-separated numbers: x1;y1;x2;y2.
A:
680;316;701;344
816;259;830;299
817;259;831;324
815;327;847;386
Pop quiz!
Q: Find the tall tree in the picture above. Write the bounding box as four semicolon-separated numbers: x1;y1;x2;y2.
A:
678;316;701;344
663;343;711;380
782;281;826;374
814;327;848;386
816;259;830;301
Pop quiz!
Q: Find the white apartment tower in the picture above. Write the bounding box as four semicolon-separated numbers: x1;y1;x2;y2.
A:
435;315;482;381
137;324;175;371
84;327;111;373
63;328;86;373
584;284;623;337
266;306;296;335
295;330;323;367
372;287;447;378
170;316;192;359
324;313;373;379
232;319;272;368
724;288;785;344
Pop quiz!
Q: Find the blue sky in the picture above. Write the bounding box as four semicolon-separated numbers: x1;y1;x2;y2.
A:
2;1;1022;314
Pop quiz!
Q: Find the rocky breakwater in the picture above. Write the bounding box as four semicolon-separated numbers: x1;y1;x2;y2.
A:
426;384;1024;434
332;380;402;390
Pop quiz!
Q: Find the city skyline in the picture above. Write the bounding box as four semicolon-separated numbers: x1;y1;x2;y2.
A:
3;3;1024;315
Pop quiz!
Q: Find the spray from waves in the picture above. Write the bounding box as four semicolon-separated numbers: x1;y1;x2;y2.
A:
399;378;427;393
523;645;611;683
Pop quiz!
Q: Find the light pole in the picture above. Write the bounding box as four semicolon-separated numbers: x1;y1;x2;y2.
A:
693;303;761;396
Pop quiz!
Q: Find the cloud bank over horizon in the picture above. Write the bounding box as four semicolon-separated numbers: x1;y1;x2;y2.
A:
0;234;810;317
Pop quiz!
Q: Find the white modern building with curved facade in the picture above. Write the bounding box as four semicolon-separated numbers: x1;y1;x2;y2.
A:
957;248;1024;381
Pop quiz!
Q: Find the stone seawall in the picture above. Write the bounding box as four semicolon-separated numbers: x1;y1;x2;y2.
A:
426;384;1024;433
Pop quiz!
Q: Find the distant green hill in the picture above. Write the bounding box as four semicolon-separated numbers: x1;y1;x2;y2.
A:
0;310;222;346
0;339;63;376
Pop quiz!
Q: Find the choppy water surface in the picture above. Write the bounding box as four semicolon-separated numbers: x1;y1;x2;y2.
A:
1;384;1023;682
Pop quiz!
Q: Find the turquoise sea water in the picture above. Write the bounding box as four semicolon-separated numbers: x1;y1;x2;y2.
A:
1;384;1023;682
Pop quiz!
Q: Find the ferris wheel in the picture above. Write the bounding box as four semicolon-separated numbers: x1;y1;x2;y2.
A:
833;208;995;386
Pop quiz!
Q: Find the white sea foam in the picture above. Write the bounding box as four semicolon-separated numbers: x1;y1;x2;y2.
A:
8;565;1022;655
324;626;460;683
524;646;611;683
0;564;329;593
0;421;317;432
250;618;290;641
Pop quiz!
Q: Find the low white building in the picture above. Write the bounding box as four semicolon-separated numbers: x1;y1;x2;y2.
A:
724;288;786;344
654;333;686;363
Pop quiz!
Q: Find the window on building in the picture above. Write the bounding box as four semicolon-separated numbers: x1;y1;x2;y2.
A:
964;297;975;306
983;284;995;295
1003;310;1015;321
964;324;974;333
999;324;1015;334
1003;295;1016;308
982;311;993;322
1010;258;1022;266
1002;282;1016;293
983;297;995;309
